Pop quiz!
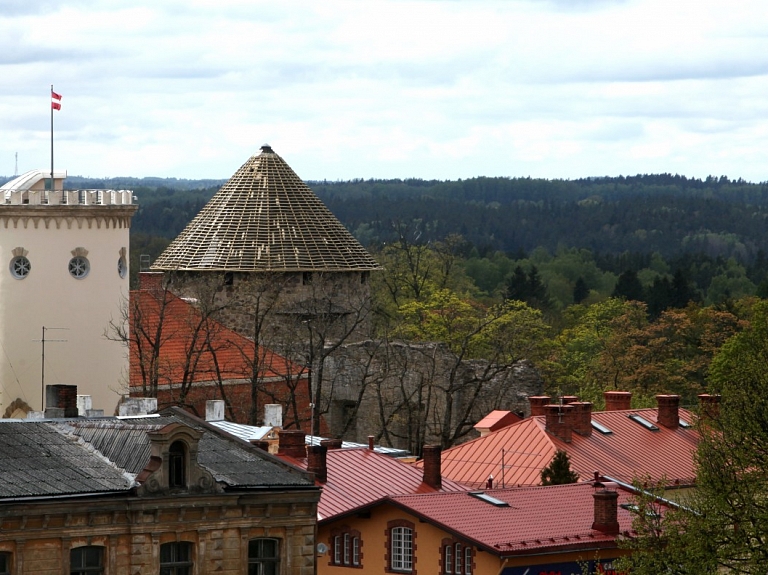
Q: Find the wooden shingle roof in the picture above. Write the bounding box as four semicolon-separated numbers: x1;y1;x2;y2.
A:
151;145;381;272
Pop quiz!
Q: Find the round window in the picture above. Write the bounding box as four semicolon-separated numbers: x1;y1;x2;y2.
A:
10;256;30;279
69;256;90;279
117;256;127;278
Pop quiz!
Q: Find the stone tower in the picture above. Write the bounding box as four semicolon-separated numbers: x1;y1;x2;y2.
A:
150;145;381;347
0;170;136;417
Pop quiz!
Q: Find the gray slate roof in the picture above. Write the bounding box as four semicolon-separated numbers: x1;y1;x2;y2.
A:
63;412;313;488
0;422;131;499
151;145;381;272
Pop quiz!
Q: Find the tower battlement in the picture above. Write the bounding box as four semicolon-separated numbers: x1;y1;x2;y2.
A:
3;189;134;206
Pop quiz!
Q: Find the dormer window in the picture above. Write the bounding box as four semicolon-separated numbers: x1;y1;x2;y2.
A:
169;441;186;488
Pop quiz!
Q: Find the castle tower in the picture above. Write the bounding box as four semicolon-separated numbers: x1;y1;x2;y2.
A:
0;170;136;417
150;145;381;344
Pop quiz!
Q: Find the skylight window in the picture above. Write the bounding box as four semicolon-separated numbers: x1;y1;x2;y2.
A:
591;420;613;435
628;414;659;431
468;491;510;507
679;419;692;429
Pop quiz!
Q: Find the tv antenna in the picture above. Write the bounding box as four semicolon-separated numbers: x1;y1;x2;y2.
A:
34;326;68;411
14;152;18;177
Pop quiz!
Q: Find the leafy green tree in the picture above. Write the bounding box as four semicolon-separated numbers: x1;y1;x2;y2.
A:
540;450;579;485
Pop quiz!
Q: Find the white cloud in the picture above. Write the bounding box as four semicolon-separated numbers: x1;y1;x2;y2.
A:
1;0;768;182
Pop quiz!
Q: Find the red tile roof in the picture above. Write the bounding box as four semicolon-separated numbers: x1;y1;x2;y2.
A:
389;482;643;555
278;448;467;523
420;408;698;489
129;289;302;387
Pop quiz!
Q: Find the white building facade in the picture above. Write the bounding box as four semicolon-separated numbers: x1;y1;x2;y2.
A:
0;170;136;417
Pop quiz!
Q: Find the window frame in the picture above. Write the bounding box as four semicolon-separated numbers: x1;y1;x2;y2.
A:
168;441;186;489
0;552;10;575
68;256;90;279
159;541;193;575
443;544;453;574
9;255;30;279
464;547;472;575
329;527;362;568
390;526;413;573
352;537;360;567
248;538;280;575
334;535;341;564
70;545;104;575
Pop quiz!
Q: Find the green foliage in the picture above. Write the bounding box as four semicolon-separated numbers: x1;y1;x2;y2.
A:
540;450;579;485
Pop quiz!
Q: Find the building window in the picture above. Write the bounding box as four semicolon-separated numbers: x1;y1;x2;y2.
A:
352;537;360;566
0;552;10;575
68;256;90;279
159;542;193;575
70;546;104;575
464;547;472;575
330;528;362;568
443;545;452;574
117;256;127;278
169;441;186;488
390;526;413;573
10;255;30;279
248;538;280;575
454;543;462;574
302;271;313;285
361;271;369;285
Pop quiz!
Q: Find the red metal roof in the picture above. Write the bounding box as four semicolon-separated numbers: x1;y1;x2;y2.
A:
129;289;301;387
278;448;467;523
389;482;642;555
421;408;698;489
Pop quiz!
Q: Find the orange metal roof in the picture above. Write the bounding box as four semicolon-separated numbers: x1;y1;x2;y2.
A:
473;410;522;433
389;482;643;555
422;408;698;489
129;289;302;387
278;448;467;523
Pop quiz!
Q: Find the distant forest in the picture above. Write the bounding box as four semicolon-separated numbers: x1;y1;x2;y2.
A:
3;172;768;304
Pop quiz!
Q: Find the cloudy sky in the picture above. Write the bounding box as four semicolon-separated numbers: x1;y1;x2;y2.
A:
1;0;768;182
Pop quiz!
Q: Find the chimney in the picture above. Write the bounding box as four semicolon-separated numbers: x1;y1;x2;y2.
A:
570;402;593;437
656;395;680;429
46;384;78;417
368;436;375;450
544;404;574;443
592;485;620;534
307;445;328;483
320;438;343;450
264;404;283;428
604;391;632;411
528;396;551;417
422;445;442;489
138;271;166;296
277;429;307;458
206;400;225;422
560;395;579;405
250;440;270;452
698;394;721;420
118;397;158;417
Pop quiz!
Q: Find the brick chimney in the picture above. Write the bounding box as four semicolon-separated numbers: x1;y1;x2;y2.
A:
320;438;343;450
277;429;306;458
46;384;78;417
656;394;680;429
560;395;579;405
307;445;328;483
544;404;574;443
250;440;271;452
138;271;166;296
422;445;442;489
528;396;551;417
570;401;593;437
698;394;721;420
592;484;620;534
604;391;632;411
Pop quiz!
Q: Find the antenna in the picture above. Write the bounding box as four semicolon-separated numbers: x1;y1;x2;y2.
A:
14;152;18;176
34;326;68;412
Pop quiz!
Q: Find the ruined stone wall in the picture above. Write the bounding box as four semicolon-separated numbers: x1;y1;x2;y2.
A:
322;340;543;451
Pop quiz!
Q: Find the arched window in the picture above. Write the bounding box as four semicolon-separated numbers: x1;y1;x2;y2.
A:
390;526;413;572
464;547;472;575
248;538;280;575
169;441;186;489
70;546;103;575
455;543;462;574
159;542;193;575
443;545;453;574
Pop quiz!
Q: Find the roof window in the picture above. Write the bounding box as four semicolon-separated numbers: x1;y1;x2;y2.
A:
591;420;613;435
468;491;509;507
628;414;659;431
679;418;692;429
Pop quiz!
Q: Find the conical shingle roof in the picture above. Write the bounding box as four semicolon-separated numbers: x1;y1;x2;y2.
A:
151;146;381;272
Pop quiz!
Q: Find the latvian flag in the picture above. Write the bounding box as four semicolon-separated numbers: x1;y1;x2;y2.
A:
51;90;62;111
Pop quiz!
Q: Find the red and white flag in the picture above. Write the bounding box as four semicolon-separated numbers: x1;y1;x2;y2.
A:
51;90;62;111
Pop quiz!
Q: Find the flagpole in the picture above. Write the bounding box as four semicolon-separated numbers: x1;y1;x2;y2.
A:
50;84;54;195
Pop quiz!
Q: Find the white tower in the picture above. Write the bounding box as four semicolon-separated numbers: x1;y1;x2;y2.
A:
0;170;136;417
